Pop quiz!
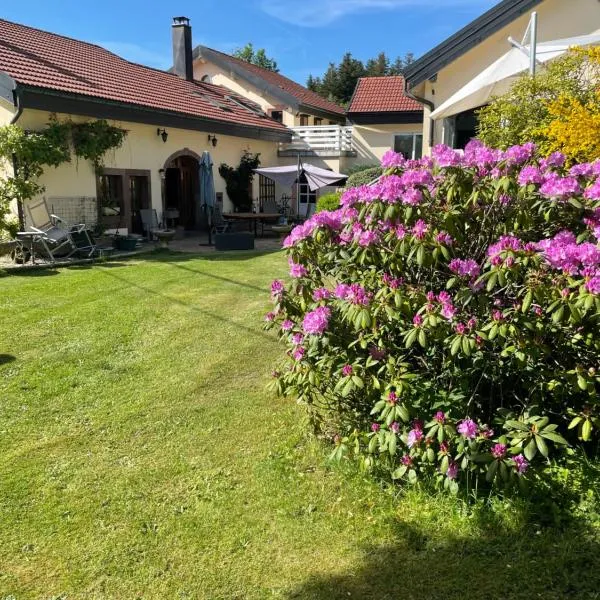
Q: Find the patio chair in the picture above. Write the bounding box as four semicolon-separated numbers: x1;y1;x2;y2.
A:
212;205;232;234
259;198;281;236
24;198;96;262
140;209;170;241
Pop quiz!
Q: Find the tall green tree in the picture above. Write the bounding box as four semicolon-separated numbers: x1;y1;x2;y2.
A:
389;52;415;75
365;52;390;77
336;53;366;104
319;63;341;102
306;74;321;93
233;43;279;72
307;49;415;105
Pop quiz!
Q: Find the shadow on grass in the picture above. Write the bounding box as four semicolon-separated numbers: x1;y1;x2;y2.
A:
287;516;600;600
97;266;275;342
142;247;283;263
0;354;16;366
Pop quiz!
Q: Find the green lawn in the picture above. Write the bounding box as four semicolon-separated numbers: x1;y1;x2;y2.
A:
1;250;599;599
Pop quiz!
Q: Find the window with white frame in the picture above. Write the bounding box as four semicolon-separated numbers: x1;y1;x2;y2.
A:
393;133;423;160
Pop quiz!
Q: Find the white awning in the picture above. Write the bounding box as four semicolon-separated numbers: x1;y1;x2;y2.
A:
430;32;600;121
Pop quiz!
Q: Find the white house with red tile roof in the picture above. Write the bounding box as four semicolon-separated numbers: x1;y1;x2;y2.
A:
347;76;424;166
0;17;291;232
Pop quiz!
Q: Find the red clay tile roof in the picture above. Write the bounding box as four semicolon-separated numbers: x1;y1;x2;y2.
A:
0;19;289;135
347;76;423;114
198;46;346;117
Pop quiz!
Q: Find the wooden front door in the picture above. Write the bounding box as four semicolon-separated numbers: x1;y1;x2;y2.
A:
164;156;200;230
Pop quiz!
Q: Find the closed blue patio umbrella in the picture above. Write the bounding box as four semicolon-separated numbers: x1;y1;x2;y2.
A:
199;151;216;245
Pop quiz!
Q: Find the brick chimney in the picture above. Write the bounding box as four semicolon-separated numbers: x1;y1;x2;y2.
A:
172;17;193;81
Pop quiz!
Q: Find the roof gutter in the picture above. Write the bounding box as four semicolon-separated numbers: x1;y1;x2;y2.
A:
18;86;292;143
405;84;435;148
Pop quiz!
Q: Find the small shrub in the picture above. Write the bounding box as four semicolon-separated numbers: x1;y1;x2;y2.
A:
316;192;341;212
345;166;383;188
266;142;600;495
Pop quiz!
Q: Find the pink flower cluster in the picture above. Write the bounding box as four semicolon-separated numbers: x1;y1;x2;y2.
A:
539;172;581;200
335;283;371;305
288;258;308;278
449;258;480;280
535;231;600;292
302;306;331;335
457;418;478;439
283;208;345;248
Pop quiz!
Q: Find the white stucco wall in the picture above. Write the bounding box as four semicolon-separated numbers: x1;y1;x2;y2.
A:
412;0;600;154
10;109;280;222
351;123;423;166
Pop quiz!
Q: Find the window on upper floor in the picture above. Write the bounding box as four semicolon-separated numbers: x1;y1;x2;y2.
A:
270;110;283;123
314;117;322;126
299;114;309;126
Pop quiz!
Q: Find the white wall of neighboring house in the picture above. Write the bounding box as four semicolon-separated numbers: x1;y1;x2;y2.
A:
414;0;600;154
7;108;280;223
193;59;344;128
351;123;423;167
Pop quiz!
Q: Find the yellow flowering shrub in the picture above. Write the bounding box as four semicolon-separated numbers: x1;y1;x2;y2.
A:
478;47;600;163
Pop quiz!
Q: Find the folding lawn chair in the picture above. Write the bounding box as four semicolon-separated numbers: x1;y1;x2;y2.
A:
21;198;97;262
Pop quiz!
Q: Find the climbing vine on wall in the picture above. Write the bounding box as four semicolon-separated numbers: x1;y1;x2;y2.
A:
219;150;261;212
0;115;127;233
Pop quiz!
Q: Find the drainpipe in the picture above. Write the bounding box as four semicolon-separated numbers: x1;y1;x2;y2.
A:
10;86;23;124
10;86;25;229
405;83;435;150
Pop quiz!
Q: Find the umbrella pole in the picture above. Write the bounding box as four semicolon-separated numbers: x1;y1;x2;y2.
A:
529;11;538;76
296;154;301;218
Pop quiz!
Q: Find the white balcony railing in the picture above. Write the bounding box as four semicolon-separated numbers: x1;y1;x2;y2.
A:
279;125;354;155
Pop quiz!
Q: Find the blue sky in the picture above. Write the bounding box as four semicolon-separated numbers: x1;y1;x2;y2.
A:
4;0;498;84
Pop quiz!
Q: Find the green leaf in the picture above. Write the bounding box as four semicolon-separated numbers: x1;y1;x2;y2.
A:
568;416;583;429
524;438;537;461
440;455;449;474
418;329;427;348
461;336;471;356
341;378;354;397
582;419;592;442
535;435;548;458
405;329;418;349
370;399;386;415
552;305;565;324
522;290;533;313
486;460;499;482
540;431;568;445
352;376;364;389
486;272;498;292
368;435;378;453
389;434;397;456
450;336;462;356
397;404;410;423
577;375;588;391
392;465;407;480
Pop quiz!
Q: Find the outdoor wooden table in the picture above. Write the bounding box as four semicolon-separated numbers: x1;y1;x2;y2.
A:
222;212;281;237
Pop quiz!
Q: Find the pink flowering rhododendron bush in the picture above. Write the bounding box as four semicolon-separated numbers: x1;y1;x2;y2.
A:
266;141;600;493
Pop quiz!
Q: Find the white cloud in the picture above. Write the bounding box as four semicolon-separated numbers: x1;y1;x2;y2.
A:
97;41;171;70
259;0;495;27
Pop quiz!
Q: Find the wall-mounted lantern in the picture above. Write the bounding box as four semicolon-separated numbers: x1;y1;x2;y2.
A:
157;128;168;143
208;134;218;147
158;168;166;180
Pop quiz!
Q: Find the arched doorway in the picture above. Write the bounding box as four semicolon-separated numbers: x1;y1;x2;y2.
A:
163;149;201;231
